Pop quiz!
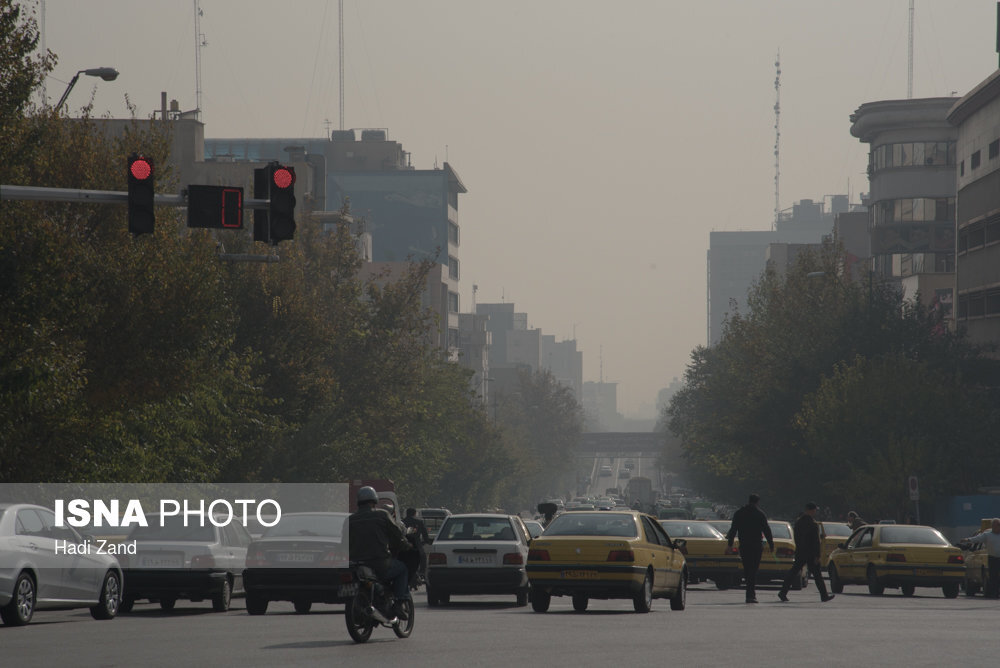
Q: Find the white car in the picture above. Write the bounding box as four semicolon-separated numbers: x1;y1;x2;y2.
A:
0;503;123;626
120;513;251;612
426;514;531;606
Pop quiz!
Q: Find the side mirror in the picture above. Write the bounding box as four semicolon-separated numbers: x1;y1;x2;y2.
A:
673;538;687;550
837;542;846;550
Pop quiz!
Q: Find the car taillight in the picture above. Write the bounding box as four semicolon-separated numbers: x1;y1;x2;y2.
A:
428;552;447;565
246;549;270;567
503;553;524;565
527;549;550;561
607;550;634;562
190;554;215;568
886;553;906;563
949;554;965;564
339;571;354;584
776;547;795;558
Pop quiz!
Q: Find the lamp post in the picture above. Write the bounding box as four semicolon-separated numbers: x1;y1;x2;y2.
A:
56;67;119;111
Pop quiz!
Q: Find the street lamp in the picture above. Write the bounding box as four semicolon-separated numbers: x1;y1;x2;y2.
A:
56;67;119;111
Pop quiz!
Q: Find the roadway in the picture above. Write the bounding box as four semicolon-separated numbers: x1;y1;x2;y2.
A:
581;452;660;499
4;582;995;666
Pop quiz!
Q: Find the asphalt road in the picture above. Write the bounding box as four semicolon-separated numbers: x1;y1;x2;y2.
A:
3;579;996;667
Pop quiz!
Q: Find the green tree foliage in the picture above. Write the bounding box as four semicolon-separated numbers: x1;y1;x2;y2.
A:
494;369;584;510
667;243;1000;518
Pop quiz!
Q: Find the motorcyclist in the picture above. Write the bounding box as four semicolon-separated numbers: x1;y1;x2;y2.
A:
348;486;411;620
402;508;432;586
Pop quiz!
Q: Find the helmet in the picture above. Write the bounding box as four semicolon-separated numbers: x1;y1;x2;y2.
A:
357;486;378;504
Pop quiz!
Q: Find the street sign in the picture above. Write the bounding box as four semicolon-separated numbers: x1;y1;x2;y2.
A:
908;475;919;501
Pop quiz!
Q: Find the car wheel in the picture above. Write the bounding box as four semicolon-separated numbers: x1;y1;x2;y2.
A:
426;587;440;607
670;571;687;611
828;564;844;594
212;578;232;612
245;593;268;615
530;588;551;613
942;582;960;599
714;577;730;590
1;571;35;626
866;566;884;595
90;570;121;620
572;594;588;612
516;587;529;607
119;596;135;614
901;584;916;597
293;600;312;614
633;570;653;613
159;597;177;611
965;580;980;597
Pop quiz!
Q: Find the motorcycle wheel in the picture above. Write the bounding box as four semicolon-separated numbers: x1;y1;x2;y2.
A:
345;589;374;643
393;598;414;638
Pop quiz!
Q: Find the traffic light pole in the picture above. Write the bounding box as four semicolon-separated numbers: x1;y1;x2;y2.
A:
0;184;270;209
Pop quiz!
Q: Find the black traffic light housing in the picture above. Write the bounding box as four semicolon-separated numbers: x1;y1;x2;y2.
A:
267;162;296;244
127;153;155;235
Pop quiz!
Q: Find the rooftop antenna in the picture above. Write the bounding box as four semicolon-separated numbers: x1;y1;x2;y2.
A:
339;0;345;130
194;0;207;120
773;50;781;231
907;0;914;98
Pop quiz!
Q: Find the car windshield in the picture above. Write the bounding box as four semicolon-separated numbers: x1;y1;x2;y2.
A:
661;521;723;538
822;523;852;537
438;517;515;541
880;526;950;545
261;513;346;538
129;515;216;542
544;513;638;537
769;522;792;539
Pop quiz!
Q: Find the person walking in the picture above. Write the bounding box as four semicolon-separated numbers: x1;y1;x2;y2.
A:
847;511;866;530
778;502;835;603
726;493;774;603
962;518;1000;599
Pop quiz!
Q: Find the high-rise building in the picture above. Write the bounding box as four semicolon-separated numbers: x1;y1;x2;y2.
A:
850;98;958;317
948;73;1000;347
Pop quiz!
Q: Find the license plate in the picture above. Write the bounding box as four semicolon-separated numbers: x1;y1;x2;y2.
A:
276;552;316;563
337;583;358;598
138;554;183;568
561;570;599;579
457;554;493;565
914;568;940;577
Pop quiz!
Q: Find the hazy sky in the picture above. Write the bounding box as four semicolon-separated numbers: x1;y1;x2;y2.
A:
39;1;999;416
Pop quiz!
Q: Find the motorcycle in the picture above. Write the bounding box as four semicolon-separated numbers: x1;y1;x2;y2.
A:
344;562;414;643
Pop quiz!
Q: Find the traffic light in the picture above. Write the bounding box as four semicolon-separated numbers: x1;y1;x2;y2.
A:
187;185;244;229
267;162;296;243
127;154;155;235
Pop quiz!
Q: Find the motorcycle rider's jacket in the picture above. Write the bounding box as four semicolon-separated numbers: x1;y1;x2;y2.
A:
349;505;405;569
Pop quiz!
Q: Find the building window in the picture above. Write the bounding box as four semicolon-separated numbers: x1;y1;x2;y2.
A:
990;140;999;160
960;160;965;176
448;222;460;246
971;150;981;170
448;255;460;280
448;327;460;348
870;141;955;174
448;291;459;313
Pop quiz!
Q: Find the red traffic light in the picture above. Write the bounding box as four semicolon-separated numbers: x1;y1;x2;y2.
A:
129;157;153;181
271;167;295;190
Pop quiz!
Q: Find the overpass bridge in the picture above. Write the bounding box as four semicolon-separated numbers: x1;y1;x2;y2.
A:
576;432;663;455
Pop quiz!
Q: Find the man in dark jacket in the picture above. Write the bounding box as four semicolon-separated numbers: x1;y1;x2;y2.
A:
726;493;774;603
349;486;410;619
778;502;835;602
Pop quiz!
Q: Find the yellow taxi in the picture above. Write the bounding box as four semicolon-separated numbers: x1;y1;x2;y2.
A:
827;524;964;597
757;520;803;586
818;521;853;568
960;518;993;596
659;519;742;590
526;511;687;613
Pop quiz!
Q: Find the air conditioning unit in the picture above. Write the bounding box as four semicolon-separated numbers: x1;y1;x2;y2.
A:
360;129;386;142
331;129;355;142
